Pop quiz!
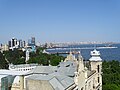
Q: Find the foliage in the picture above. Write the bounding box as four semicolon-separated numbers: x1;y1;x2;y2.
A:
103;84;120;90
102;60;120;90
3;49;26;65
0;47;64;69
0;52;8;69
28;47;65;66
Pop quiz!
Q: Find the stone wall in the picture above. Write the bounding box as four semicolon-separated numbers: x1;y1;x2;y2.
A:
26;79;54;90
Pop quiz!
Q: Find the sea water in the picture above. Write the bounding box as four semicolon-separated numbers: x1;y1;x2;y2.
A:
46;44;120;61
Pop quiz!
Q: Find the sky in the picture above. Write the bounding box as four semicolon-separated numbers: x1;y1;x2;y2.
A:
0;0;120;44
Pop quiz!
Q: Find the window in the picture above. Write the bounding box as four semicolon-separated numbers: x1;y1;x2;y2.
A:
98;77;100;83
93;78;95;88
97;65;100;73
85;85;87;90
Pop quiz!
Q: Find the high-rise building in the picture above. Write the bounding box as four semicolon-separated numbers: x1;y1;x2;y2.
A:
31;37;35;45
28;37;35;46
19;40;23;48
11;38;15;47
10;38;17;47
27;37;36;52
8;37;20;50
23;41;26;47
14;38;17;46
8;37;26;50
28;39;31;46
8;41;11;47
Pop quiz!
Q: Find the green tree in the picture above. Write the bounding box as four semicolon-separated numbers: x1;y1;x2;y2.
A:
0;52;8;69
103;84;120;90
102;60;120;90
3;49;25;65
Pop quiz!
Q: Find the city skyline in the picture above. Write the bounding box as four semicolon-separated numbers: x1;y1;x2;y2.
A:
0;0;120;44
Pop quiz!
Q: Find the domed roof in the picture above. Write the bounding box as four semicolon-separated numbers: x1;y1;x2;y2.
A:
89;49;102;61
90;49;100;56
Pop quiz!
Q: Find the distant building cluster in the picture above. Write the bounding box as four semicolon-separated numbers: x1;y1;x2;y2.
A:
8;37;26;50
0;37;36;52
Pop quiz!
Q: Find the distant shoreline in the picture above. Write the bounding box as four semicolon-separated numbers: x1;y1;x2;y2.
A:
47;46;118;51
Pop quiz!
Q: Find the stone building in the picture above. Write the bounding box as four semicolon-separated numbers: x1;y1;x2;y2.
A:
25;49;102;90
75;49;102;90
0;49;102;90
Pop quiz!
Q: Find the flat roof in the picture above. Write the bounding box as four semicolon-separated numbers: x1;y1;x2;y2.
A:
9;64;38;69
0;69;27;75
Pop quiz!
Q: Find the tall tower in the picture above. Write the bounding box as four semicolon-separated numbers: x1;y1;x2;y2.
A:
19;40;22;48
22;41;26;47
28;37;35;46
31;37;35;45
89;49;102;90
10;37;18;47
76;51;86;90
8;41;11;47
78;51;84;72
11;38;15;47
26;49;30;63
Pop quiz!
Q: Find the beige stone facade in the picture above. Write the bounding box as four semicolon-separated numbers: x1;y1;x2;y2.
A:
26;79;54;90
74;49;102;90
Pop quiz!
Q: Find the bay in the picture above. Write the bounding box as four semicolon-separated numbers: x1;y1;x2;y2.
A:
46;44;120;61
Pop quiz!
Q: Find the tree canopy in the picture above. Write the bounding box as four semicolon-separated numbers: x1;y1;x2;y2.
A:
28;49;64;66
102;60;120;90
0;47;65;69
0;52;8;69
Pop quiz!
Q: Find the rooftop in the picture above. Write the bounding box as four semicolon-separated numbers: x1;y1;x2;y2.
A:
26;66;57;75
0;70;27;76
26;60;77;89
26;73;74;90
9;64;38;69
